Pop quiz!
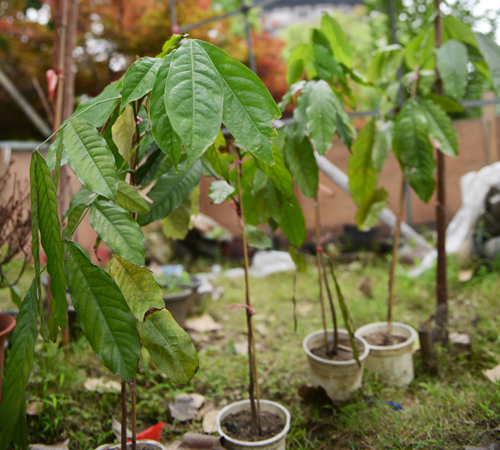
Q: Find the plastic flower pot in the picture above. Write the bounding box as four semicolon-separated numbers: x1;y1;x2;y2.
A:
95;440;167;450
355;321;418;386
216;400;291;450
161;275;201;327
302;329;369;402
0;312;16;404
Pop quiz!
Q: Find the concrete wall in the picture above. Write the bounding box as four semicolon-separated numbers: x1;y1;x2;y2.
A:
2;116;499;253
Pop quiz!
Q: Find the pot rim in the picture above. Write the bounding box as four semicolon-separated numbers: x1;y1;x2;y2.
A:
354;321;417;351
0;313;16;337
216;399;291;447
95;439;166;450
302;329;370;366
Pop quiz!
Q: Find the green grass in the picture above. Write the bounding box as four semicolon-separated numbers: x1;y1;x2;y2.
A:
5;254;500;449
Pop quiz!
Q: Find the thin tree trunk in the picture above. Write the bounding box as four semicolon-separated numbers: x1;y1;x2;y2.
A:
129;380;136;450
387;176;406;338
321;257;337;355
433;0;448;345
314;198;328;350
121;380;127;450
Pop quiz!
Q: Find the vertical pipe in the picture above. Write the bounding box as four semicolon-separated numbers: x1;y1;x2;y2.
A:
243;2;257;73
170;0;179;33
433;0;448;345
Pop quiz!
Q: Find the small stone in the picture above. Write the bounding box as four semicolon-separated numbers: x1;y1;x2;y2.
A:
189;393;205;409
202;410;220;434
169;394;198;422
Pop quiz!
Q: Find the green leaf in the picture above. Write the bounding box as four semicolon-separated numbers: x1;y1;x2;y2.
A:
138;157;202;226
293;80;315;141
355;188;388;231
53;132;65;191
165;40;223;166
63;118;119;201
372;121;393;172
336;112;352;150
443;16;478;49
63;186;96;219
245;224;272;249
116;180;150;215
122;57;162;110
280;194;306;248
348;120;377;205
136;308;198;384
367;45;403;83
136;147;168;187
286;44;307;85
89;199;145;266
62;202;87;241
476;33;500;95
436;39;468;100
278;80;306;113
424;93;465;113
161;187;198;240
46;134;68;172
320;12;352;67
393;100;435;202
197;40;281;166
284;128;318;199
326;258;360;366
306;80;337;155
9;285;21;309
31;152;67;330
108;254;164;321
112;104;136;165
64;242;140;381
405;26;435;71
289;246;307;273
418;99;458;157
73;81;121;127
311;29;343;82
150;51;183;171
0;280;38;450
255;145;293;197
204;132;233;180
160;34;184;55
209;180;235;204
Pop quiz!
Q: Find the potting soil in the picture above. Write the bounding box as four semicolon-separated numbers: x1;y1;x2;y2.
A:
310;337;364;361
363;332;407;346
222;409;285;442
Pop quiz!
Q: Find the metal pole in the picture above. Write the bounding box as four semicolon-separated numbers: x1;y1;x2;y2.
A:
242;1;257;73
170;0;179;33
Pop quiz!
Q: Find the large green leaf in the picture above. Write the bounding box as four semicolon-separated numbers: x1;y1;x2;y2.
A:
348;119;377;205
89;199;145;266
108;254;164;321
31;152;67;329
245;224;272;249
150;51;183;170
63;118;119;201
372;121;393;172
136;147;169;187
209;180;235;204
63;186;96;219
443;16;478;49
286;44;307;85
136;308;198;384
311;29;343;82
112;104;136;165
306;80;337;155
355;188;388;231
418;99;458;157
255;145;293;197
73;81;121;127
0;281;38;450
205;135;233;180
425;93;465;113
197;40;281;166
165;40;223;166
320;12;352;67
476;33;500;95
138;157;202;226
64;241;140;381
293;80;315;141
122;57;162;109
115;180;150;215
367;45;403;83
279;194;306;248
436;39;468;100
405;26;435;71
393;100;435;202
62;202;87;241
284;128;318;199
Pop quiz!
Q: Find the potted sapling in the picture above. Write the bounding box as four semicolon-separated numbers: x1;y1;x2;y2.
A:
349;11;500;383
0;34;288;448
278;13;370;401
198;80;305;446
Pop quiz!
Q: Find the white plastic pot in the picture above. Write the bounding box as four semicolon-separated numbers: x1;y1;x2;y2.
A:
302;329;369;402
216;399;291;450
95;440;167;450
355;321;417;386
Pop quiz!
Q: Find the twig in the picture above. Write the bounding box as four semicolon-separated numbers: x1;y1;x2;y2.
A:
314;198;328;350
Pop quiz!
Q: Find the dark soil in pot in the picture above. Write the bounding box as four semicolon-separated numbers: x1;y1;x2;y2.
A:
363;333;407;346
311;337;365;361
221;409;285;442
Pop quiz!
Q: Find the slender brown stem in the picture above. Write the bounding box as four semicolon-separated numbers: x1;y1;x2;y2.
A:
121;380;127;450
314;198;328;350
321;256;338;355
31;76;54;125
236;151;261;433
387;176;406;338
128;380;136;450
433;0;448;345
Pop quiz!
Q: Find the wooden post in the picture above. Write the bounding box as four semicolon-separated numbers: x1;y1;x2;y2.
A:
482;91;499;164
